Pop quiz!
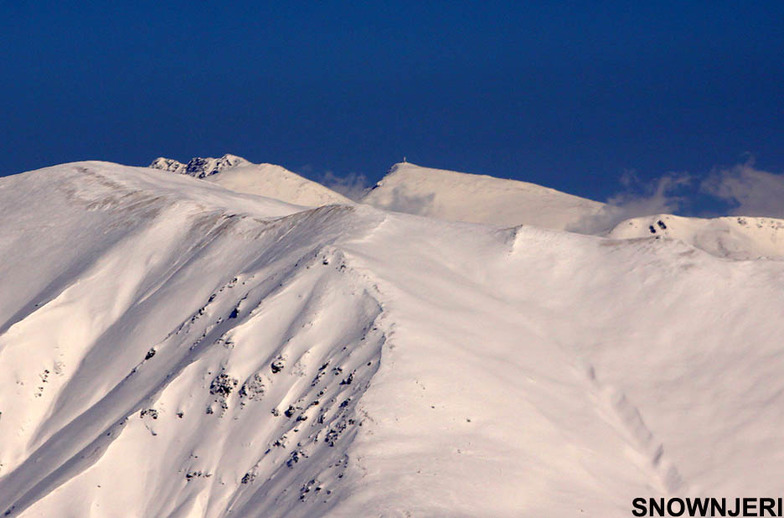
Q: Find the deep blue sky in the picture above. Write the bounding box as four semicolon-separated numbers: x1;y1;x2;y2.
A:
1;1;782;205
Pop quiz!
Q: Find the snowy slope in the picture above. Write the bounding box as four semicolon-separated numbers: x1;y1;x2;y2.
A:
203;164;352;208
1;162;784;517
362;162;605;230
150;155;351;207
609;214;784;260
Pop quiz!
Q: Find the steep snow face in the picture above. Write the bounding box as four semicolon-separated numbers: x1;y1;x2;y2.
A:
2;162;784;517
609;214;784;259
150;155;351;207
362;162;605;230
150;154;251;178
0;162;384;518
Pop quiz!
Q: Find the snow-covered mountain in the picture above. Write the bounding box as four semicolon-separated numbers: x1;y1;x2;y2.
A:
360;162;784;260
361;162;606;231
150;155;350;207
2;160;784;517
608;214;784;260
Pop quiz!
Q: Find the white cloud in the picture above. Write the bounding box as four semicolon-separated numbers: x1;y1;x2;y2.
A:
701;163;784;217
316;170;371;201
608;170;691;216
570;170;692;234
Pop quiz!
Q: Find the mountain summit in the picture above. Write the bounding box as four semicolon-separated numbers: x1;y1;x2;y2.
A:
361;162;605;231
150;154;251;178
150;155;351;207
